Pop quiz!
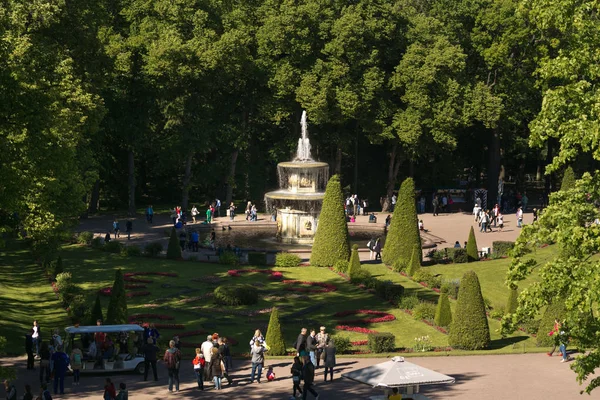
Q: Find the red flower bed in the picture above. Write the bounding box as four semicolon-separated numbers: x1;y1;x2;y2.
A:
351;340;368;346
335;325;378;334
269;271;283;280
132;322;185;329
282;280;337;293
228;269;283;280
335;310;395;324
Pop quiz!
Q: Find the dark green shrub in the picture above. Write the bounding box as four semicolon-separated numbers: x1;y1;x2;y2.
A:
367;332;395;353
121;245;142;257
536;301;566;346
412;269;441;289
333;260;349;273
452;249;468;263
492;241;515;257
449;271;490;350
310;175;350;267
382;178;421;266
219;251;239;266
275;253;301;267
106;269;128;325
398;295;420;310
483;296;493;311
506;288;518;314
521;319;540;335
248;252;267;266
412;302;436;321
91;237;103;249
214;284;258;306
408;245;421;276
104;241;124;254
466;226;479;262
434;295;452;327
490;306;505;319
89;293;104;325
67;293;88;320
440;280;460;298
349;268;372;285
77;231;94;245
560;165;576;191
265;307;286;355
166;227;182;260
54;256;64;276
331;335;351;354
55;272;81;308
144;242;163;257
392;258;407;272
347;244;362;281
373;281;405;303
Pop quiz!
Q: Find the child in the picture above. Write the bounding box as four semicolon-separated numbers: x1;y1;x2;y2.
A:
266;365;275;381
291;356;303;398
192;348;205;390
115;383;128;400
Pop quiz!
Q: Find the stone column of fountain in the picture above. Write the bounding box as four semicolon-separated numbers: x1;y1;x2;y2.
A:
264;111;329;244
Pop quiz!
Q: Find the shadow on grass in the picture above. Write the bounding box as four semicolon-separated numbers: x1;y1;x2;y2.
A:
488;335;529;350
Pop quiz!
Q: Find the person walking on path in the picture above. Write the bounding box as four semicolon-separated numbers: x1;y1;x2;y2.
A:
367;238;375;260
291;356;303;398
164;340;182;393
374;238;382;261
206;206;212;224
192;348;205;390
201;335;214;381
249;341;267;384
103;378;116;400
125;220;133;240
215;198;221;218
547;319;561;356
295;328;308;357
432;196;439;216
229;202;236;221
323;339;336;382
115;383;128;400
112;220;120;239
315;326;329;368
516;207;523;228
50;345;69;395
70;344;83;386
301;355;319;399
191;205;198;224
209;347;223;390
558;326;571;363
217;337;233;384
32;320;41;357
142;338;159;381
146;205;154;224
307;329;317;367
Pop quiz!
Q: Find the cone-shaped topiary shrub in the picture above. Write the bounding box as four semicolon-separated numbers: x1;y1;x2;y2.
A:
466;226;479;262
106;269;128;325
506;288;518;314
408;245;421;276
310;175;350;266
89;293;104;325
265;307;286;355
560;166;576;191
434;294;452;327
382;178;421;266
347;245;361;278
536;301;566;347
449;270;490;350
167;227;182;259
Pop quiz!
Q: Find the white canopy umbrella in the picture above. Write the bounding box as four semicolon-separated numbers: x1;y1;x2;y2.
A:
342;356;454;399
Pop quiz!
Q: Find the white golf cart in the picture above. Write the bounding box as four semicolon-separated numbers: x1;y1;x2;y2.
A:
64;324;146;374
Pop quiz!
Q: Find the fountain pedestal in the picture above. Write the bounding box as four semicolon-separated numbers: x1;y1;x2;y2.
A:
277;208;318;244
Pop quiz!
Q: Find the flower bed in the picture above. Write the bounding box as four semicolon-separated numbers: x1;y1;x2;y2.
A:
335;325;378;334
131;322;185;329
227;268;283;280
123;271;178;283
335;310;396;324
281;280;337;293
351;340;368;346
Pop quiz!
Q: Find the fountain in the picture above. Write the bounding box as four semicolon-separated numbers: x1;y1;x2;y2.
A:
264;111;329;244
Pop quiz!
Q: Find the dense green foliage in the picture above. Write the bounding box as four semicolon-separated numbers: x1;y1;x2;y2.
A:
214;284;258;306
383;178;421;266
310;175;350;267
331;335;351;355
492;241;514;257
275;253;301;268
90;294;104;325
506;288;518;315
367;332;396;353
144;242;164;257
166;228;182;260
536;302;566;347
413;302;437;321
466;227;479;262
434;294;452;328
106;269;128;325
265;307;286;356
408;245;421;276
449;271;490;350
347;245;362;280
560;166;576;191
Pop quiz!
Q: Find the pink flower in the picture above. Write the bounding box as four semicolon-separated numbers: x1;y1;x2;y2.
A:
335;325;378;334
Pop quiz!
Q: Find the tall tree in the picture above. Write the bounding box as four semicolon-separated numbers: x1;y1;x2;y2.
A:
106;269;128;325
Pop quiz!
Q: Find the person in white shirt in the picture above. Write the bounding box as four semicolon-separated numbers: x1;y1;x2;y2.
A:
200;336;213;381
191;205;199;224
32;320;40;357
516;207;523;228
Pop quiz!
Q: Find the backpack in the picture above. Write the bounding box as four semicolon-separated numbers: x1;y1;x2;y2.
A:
74;352;81;364
165;349;180;369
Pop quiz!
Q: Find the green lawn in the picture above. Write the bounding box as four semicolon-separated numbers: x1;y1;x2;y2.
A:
0;242;556;356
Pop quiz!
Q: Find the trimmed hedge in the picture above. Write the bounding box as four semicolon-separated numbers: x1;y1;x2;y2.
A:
347;244;362;280
434;294;452;327
466;226;479;262
310;175;350;267
412;302;436;321
333;260;349;273
452;249;468;263
440;280;460;299
372;280;404;303
106;269;128;325
121;245;142;257
367;332;395;353
332;335;351;354
536;301;566;347
214;284;258;306
91;237;103;249
167;227;182;259
382;178;421;266
560;165;576;191
407;245;421;276
506;288;518;314
219;251;239;265
265;307;286;355
412;269;441;289
248;252;267;266
77;231;94;245
275;253;301;267
398;295;419;310
144;242;164;257
104;241;124;254
449;270;490;350
492;241;514;257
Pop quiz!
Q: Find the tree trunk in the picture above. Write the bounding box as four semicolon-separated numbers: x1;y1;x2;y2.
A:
181;152;194;212
127;149;136;217
225;149;239;207
88;179;100;214
382;143;401;212
487;127;501;209
335;147;342;176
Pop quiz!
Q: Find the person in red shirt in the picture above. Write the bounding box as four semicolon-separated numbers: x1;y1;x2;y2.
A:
192;348;205;390
103;378;116;400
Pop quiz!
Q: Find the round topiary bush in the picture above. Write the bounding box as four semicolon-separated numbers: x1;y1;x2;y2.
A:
310;175;350;267
214;284;258;306
448;270;490;350
382;177;421;267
